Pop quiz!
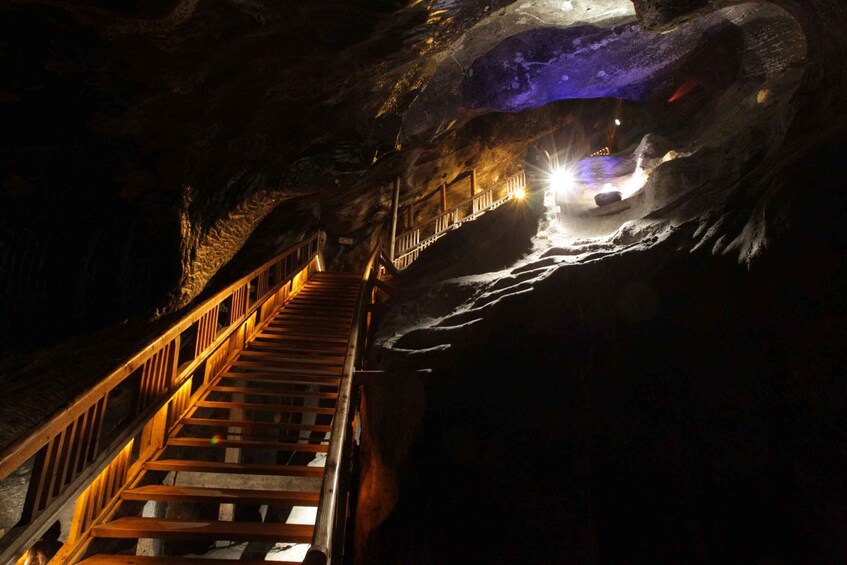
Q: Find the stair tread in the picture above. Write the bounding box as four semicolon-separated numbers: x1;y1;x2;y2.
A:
237;351;345;365
122;485;320;505
228;361;343;375
182;418;333;433
144;460;324;477
195;400;336;413
218;373;341;386
79;555;301;565
210;386;339;399
167;437;329;452
92;517;313;542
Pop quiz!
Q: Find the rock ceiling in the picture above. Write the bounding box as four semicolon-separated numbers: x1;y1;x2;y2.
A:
1;0;845;450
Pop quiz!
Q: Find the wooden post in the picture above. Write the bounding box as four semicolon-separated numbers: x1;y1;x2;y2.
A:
389;177;400;262
440;184;447;212
470;170;477;198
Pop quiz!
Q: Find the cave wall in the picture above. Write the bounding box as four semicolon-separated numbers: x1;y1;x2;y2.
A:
353;0;847;563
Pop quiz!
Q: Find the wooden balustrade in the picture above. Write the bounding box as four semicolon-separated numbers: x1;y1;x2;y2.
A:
392;170;526;269
0;232;324;565
65;440;134;548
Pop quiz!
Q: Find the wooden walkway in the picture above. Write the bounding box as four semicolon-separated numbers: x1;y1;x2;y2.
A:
79;272;362;564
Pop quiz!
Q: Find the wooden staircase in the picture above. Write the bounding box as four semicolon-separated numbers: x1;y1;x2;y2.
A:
79;272;362;564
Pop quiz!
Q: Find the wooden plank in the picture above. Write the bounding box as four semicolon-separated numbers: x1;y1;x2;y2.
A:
91;517;314;543
245;347;346;359
281;303;355;312
227;362;343;376
288;291;357;298
261;321;351;331
290;291;358;299
218;373;341;387
255;330;349;343
247;340;346;352
297;281;358;287
269;315;352;325
286;300;357;307
274;300;356;312
237;351;345;365
311;273;361;279
225;365;340;384
80;554;301;565
144;460;324;477
283;301;356;309
167;438;329;452
232;355;344;371
264;324;351;335
182;418;333;433
121;485;320;506
210;386;339;399
267;321;352;331
195;400;335;414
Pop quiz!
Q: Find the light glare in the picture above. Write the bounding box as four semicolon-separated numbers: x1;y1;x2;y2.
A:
549;169;575;196
514;187;526;199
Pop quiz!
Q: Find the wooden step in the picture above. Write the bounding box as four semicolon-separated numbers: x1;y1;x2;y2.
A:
176;430;328;442
182;418;333;434
301;283;359;290
239;349;345;366
247;335;347;355
290;292;358;300
247;341;347;354
79;556;301;565
121;485;320;506
295;285;358;292
256;330;349;343
274;309;354;319
195;400;336;414
288;293;357;300
286;299;357;307
311;273;361;280
221;371;342;384
167;437;329;452
267;318;352;329
210;386;339;399
232;352;344;374
144;460;323;477
275;307;354;316
91;517;313;543
261;324;350;335
218;373;341;387
229;361;343;376
277;312;353;322
282;303;355;312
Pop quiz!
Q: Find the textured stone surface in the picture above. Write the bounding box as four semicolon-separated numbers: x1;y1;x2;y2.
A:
1;0;846;559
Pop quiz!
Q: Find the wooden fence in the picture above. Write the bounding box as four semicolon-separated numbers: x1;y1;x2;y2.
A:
392;170;526;270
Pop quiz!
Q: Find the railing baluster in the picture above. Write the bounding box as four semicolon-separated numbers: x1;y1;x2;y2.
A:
87;395;107;464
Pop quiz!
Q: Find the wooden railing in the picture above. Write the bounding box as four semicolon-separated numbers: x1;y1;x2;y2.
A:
392;170;526;270
0;232;324;565
305;238;394;565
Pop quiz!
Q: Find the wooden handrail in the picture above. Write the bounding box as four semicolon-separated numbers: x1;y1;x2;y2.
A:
0;233;320;480
0;232;323;565
305;238;385;565
392;170;526;269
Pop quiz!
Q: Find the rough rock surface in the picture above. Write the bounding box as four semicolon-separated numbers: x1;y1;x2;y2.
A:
0;0;846;561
